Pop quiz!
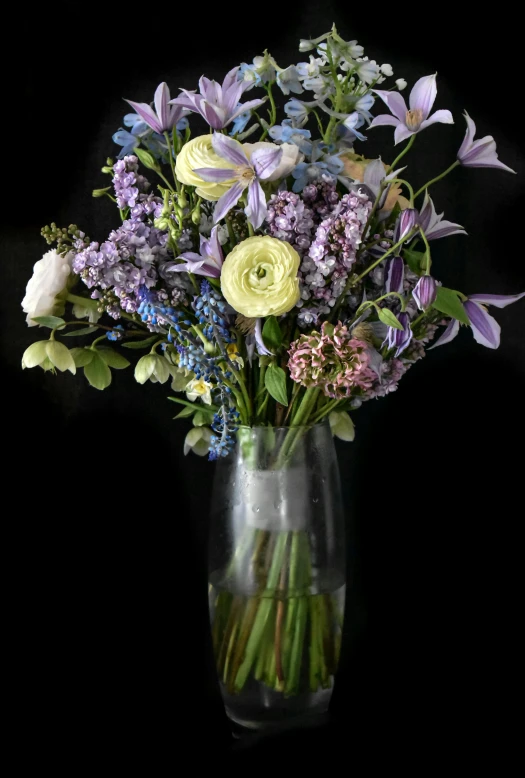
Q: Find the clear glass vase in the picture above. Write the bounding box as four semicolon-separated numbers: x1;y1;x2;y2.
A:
208;420;346;729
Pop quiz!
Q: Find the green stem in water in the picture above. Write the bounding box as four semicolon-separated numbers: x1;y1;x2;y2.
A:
413;160;460;200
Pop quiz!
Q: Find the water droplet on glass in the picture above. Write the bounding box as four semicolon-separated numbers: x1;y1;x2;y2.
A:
312;497;319;504
255;506;260;513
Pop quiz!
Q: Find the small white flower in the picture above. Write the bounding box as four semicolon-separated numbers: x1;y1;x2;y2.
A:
22;249;73;326
184;426;213;456
380;64;394;77
396;78;407;91
186;377;213;405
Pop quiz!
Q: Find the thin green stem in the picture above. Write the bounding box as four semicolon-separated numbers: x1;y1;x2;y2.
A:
390;134;416;171
353;232;415;284
163;131;181;193
419;228;432;274
414;160;460;200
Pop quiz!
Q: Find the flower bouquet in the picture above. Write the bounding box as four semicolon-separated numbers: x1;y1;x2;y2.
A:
22;25;523;728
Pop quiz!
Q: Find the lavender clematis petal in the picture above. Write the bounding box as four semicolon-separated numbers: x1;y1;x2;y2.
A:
251;146;282;180
178;252;203;262
372;90;408;122
154;82;170;132
363;158;388;193
409;74;437;119
223;66;240;94
245;180;267;229
457;112;516;173
418;191;466;240
212;132;248;166
394;124;414;145
468;291;525;308
369;114;401;129
228;98;267;125
385;256;404;293
419;109;454;130
458;112;476;158
213;181;245;224
124;100;162;134
255;317;273;356
464;300;501;349
425;219;467;240
428;318;460;349
193;167;237;182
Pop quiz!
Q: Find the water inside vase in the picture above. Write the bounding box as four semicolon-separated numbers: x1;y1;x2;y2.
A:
209;573;345;729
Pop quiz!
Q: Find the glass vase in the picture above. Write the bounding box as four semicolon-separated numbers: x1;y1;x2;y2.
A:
208;420;346;729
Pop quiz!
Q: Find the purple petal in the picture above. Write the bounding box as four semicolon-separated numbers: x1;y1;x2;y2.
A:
124;100;161;134
419;109;454;131
178;252;203;262
369;114;401;129
154;82;170;132
207;226;224;269
169;91;197;110
213;181;245;223
372;90;408;122
251;146;282;180
428;318;460;349
211;132;248;166
394;124;414;145
255;318;273;356
363;158;387;192
199;99;225;129
458;112;476;159
223;66;240;93
464;300;500;349
245;180;267;229
468;291;525;308
385;256;404;294
193;167;237;182
425;219;467;240
227;98;267;125
409;74;437;120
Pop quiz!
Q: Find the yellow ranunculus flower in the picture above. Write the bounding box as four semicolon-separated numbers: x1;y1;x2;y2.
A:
175;135;236;201
221;236;300;318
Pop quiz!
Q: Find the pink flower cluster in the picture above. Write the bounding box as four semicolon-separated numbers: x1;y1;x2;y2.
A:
288;321;377;399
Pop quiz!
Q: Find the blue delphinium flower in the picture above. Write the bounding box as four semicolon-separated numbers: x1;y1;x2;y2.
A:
229;109;252;136
291;142;344;192
269;120;312;154
107;324;125;341
276;65;303;96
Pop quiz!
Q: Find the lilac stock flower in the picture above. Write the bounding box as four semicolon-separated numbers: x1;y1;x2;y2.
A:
457;112;516;173
195;133;282;229
384;256;404;294
430;292;525;350
418;192;466;240
412;275;437;310
172;226;224;278
382;311;413;356
394;209;418;242
371;74;453;145
170;67;266;130
125;83;188;135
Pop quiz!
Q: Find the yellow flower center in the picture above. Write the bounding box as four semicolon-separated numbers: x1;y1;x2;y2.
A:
238;166;255;184
192;378;209;395
249;262;274;290
405;108;423;131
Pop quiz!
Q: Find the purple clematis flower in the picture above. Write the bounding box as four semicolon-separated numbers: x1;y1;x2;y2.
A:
125;83;188;135
170;226;224;278
457;112;516;173
417;192;466;241
430;291;525;350
382;311;413;356
412;275;437;310
384;256;404;294
370;74;453;145
194;133;282;229
394;208;418;242
170;67;266;130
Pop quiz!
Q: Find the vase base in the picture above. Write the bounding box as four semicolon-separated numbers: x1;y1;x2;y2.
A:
223;684;333;730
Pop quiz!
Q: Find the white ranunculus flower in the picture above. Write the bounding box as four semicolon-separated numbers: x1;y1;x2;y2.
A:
22;249;73;326
243;142;301;182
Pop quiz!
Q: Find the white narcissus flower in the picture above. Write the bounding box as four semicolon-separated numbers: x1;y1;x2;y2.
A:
22;249;73;326
184;426;213;456
186;377;213;405
329;411;355;442
243;142;301;182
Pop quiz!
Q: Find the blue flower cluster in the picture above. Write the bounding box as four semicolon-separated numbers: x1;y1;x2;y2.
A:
209;399;240;460
193;281;235;345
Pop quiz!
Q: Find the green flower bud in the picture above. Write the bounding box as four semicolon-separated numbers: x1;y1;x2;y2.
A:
133;146;160;172
106;157;114;166
154;217;170;231
92;186;111;198
101;166;113;174
178;191;188;209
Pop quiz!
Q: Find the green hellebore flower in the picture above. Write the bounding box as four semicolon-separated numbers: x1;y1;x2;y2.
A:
184;426;212;456
329;411;355;442
134;353;171;384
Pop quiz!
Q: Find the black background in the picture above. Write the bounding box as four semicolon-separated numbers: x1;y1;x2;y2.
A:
3;2;524;769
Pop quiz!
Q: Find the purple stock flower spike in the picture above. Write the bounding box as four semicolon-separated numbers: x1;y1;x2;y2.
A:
170;67;266;130
412;276;437;310
370;74;453;145
125;82;187;135
382;311;413;356
457;113;516;173
173;226;224;278
418;192;466;241
385;256;404;294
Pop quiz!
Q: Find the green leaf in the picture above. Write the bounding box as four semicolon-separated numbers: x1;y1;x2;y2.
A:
378;308;404;330
98;348;130;369
262;316;282;352
62;326;99;337
403;249;426;275
84;352;112;390
122;335;161;349
31;315;66;329
432;286;469;325
70;347;94;368
265;364;288;406
133;146;160;172
174;406;196;419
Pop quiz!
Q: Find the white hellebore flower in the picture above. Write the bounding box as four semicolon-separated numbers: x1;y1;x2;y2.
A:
329;411;355;442
186;377;213;405
184;426;213;456
22;339;76;374
134;353;171;384
22;249;73;326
